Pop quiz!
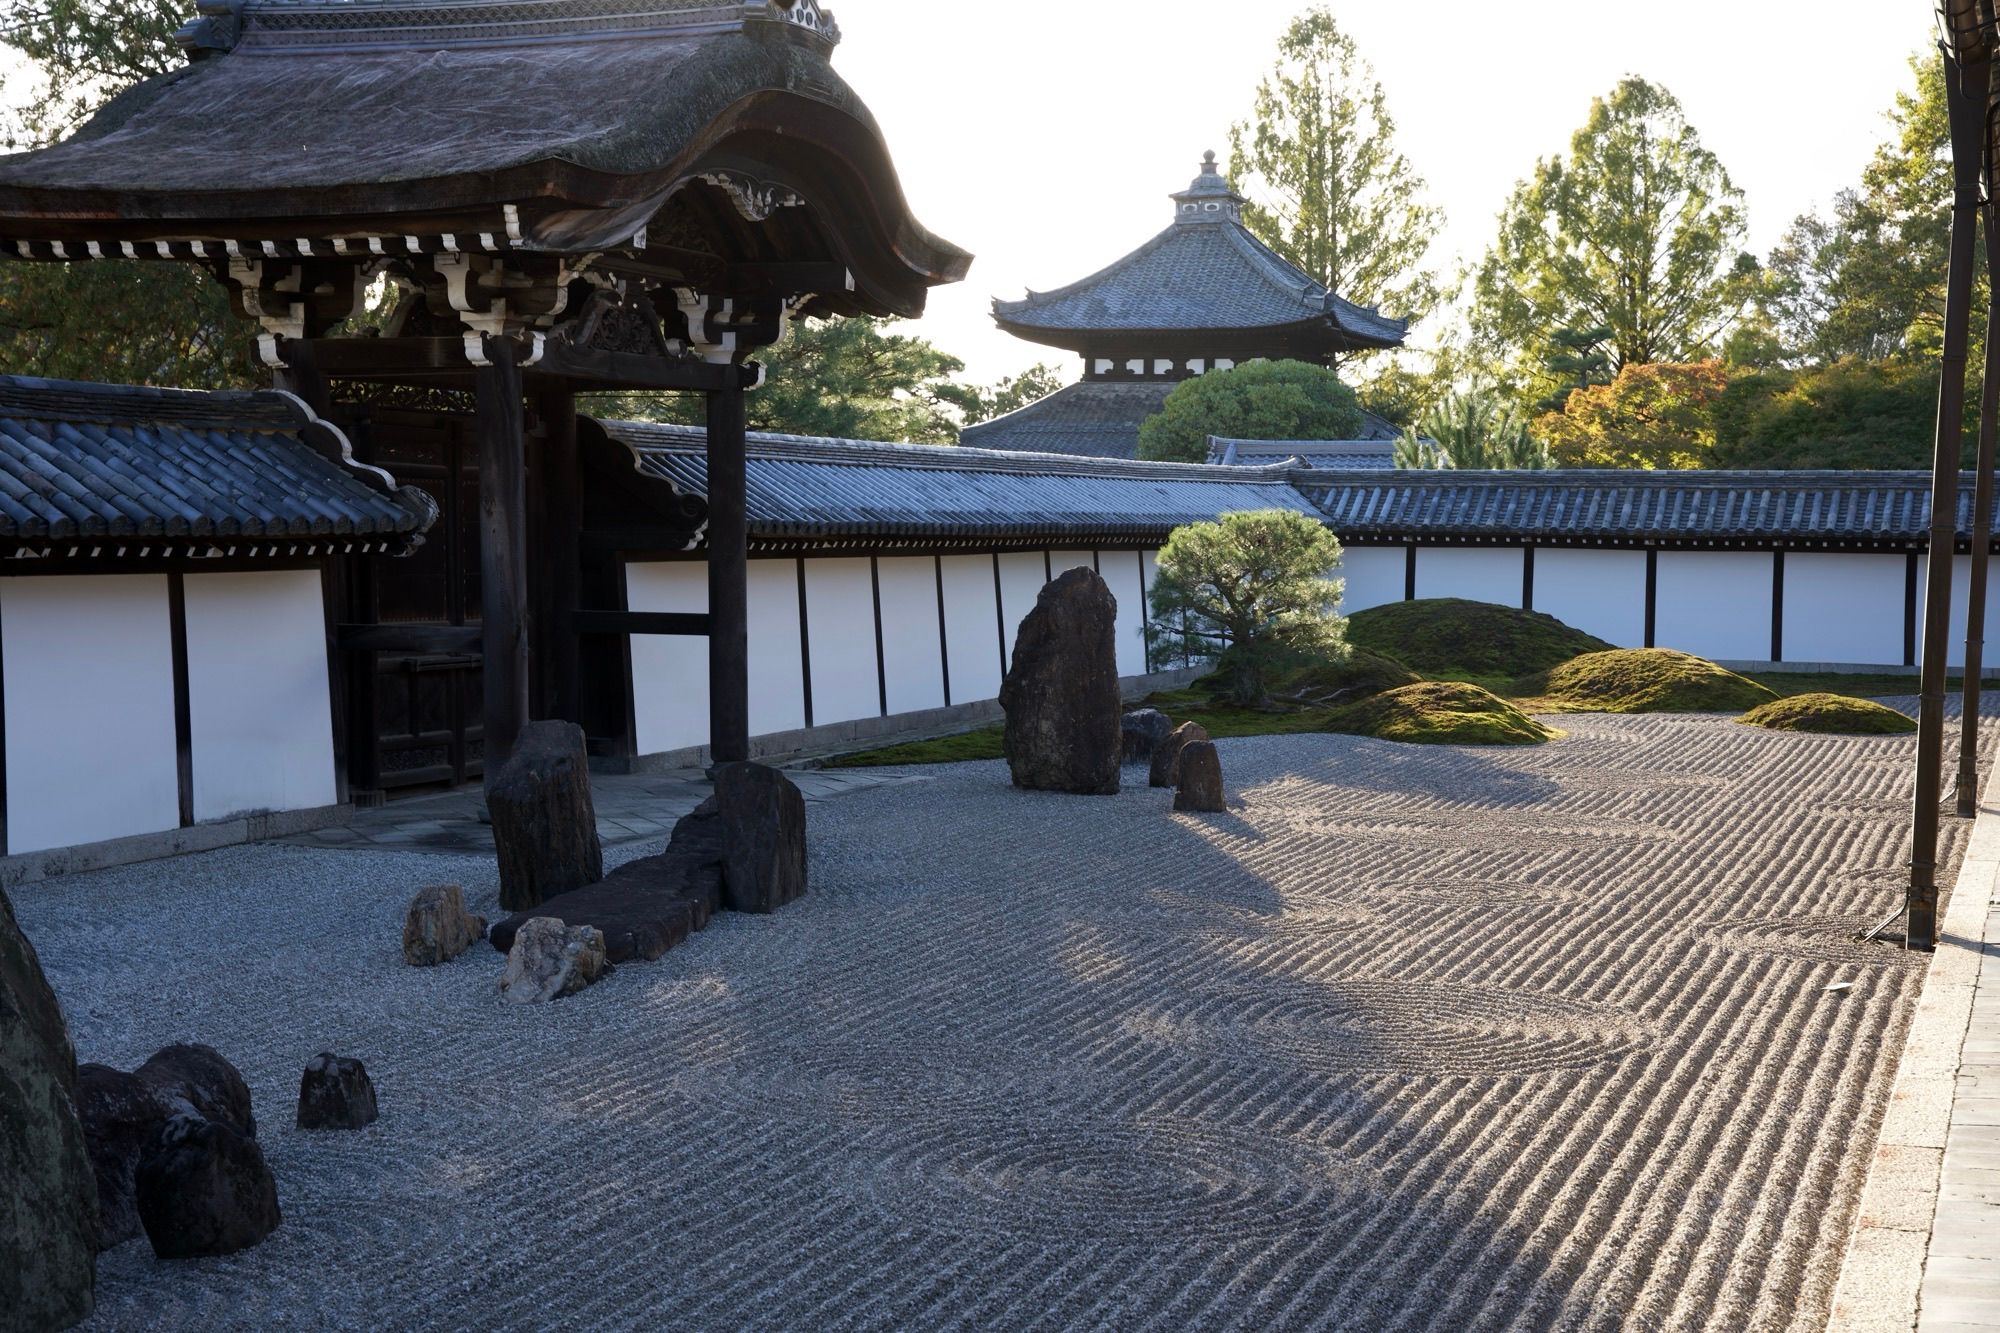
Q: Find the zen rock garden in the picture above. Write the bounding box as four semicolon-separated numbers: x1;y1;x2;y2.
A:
1002;569;1231;813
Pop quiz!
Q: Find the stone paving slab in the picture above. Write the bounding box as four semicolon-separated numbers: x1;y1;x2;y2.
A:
277;767;929;855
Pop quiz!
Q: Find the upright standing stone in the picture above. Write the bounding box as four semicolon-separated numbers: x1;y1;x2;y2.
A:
74;1064;160;1251
487;720;603;913
668;762;808;914
1121;708;1174;764
1149;721;1211;788
134;1116;281;1260
1173;741;1227;812
999;567;1121;795
0;886;95;1326
296;1055;379;1131
135;1044;256;1140
402;884;487;966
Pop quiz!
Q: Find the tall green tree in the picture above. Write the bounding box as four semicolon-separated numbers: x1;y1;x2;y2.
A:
942;362;1066;426
1136;359;1363;463
1395;388;1551;470
1227;7;1443;326
1470;78;1751;395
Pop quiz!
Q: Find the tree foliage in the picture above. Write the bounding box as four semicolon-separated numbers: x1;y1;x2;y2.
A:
943;362;1066;426
1470;78;1750;394
1395;388;1552;469
1147;508;1348;705
1227;7;1442;325
1136;359;1363;463
1535;361;1730;469
1709;359;1948;469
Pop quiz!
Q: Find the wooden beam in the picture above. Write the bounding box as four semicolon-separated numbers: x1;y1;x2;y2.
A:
301;336;758;394
337;623;483;653
476;335;530;778
707;380;750;763
573;610;712;636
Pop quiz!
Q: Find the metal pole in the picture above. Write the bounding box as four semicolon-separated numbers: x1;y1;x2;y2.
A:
1957;210;2000;818
1912;44;1988;951
706;377;750;764
476;334;530;781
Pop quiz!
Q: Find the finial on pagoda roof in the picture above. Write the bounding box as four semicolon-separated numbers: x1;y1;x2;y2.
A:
1171;150;1244;225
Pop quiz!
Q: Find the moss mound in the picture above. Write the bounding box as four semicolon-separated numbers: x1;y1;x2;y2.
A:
1346;598;1612;682
1535;648;1777;714
1738;692;1918;735
1324;681;1555;746
1271;646;1423;704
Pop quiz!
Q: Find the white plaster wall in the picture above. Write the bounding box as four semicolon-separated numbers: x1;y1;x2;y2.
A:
1655;551;1775;661
183;570;336;822
1917;555;2000;670
748;559;805;734
1415;547;1525;607
997;551;1048;670
876;556;946;714
626;561;708;755
1050;551;1096;583
1532;548;1647;646
1338;546;1406;613
1784;554;1908;666
3;575;180;855
1097;550;1149;677
803;558;881;726
940;554;1002;704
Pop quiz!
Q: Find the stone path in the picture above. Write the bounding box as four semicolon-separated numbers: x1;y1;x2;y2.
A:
11;716;1970;1330
280;766;924;854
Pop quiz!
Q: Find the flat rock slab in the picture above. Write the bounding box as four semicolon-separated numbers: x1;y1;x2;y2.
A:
489;853;722;964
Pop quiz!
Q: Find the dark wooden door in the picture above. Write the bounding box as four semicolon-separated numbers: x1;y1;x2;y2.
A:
346;408;485;793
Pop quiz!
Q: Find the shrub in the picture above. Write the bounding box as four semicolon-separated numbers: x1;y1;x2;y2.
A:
1738;693;1917;735
1147;509;1347;705
1136;359;1363;463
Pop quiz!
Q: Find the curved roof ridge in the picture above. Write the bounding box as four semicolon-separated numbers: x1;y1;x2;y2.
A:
991;221;1190;317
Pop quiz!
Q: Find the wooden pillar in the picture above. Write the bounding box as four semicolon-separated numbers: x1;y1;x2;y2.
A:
536;390;583;726
1959;212;2000;817
1912;44;1988;951
476;335;530;781
707;379;750;764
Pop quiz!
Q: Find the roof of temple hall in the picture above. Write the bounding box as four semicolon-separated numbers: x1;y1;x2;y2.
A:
585;419;1317;544
0;0;967;319
1206;436;1400;470
0;377;437;553
991;154;1407;354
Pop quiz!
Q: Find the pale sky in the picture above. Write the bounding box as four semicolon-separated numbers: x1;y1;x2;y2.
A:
834;0;1936;385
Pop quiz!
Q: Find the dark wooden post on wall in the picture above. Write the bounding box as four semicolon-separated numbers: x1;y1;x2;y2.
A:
537;390;583;726
1958;211;2000;818
1912;38;1988;952
476;335;530;778
707;379;751;764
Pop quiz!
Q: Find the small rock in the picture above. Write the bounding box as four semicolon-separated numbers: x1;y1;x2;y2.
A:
487;720;603;913
74;1062;162;1250
0;883;96;1323
296;1054;378;1131
135;1043;255;1140
1173;741;1227;813
670;762;808;915
499;917;613;1004
134;1115;282;1260
1120;708;1174;764
999;568;1122;795
402;884;487;966
1149;721;1211;788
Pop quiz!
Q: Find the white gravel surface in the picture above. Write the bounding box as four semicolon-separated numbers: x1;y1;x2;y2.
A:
12;713;1967;1331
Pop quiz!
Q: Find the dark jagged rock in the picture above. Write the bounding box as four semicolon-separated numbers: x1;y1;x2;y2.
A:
1173;741;1227;813
487;720;603;913
402;883;486;966
135;1044;255;1140
1120;708;1174;764
74;1063;159;1250
134;1115;281;1260
296;1054;378;1131
999;568;1122;795
0;884;95;1325
1149;721;1211;788
669;762;807;915
490;852;721;963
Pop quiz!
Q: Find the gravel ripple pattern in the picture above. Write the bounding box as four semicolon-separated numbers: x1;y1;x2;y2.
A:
12;712;1970;1332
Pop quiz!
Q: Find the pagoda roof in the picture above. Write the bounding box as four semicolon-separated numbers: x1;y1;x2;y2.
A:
959;380;1175;461
992;154;1407;353
0;0;968;318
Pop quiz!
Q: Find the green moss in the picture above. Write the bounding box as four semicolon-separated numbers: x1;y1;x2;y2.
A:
1346;598;1612;684
823;725;1004;767
1528;648;1778;714
1738;692;1918;734
1323;681;1556;746
1270;646;1422;704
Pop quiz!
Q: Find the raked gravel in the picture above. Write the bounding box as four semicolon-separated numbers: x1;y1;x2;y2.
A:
12;712;1974;1332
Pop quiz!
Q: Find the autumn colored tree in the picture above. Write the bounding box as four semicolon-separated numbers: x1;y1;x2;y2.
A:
1536;361;1730;469
1137;360;1363;463
1471;79;1750;395
1228;8;1443;325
